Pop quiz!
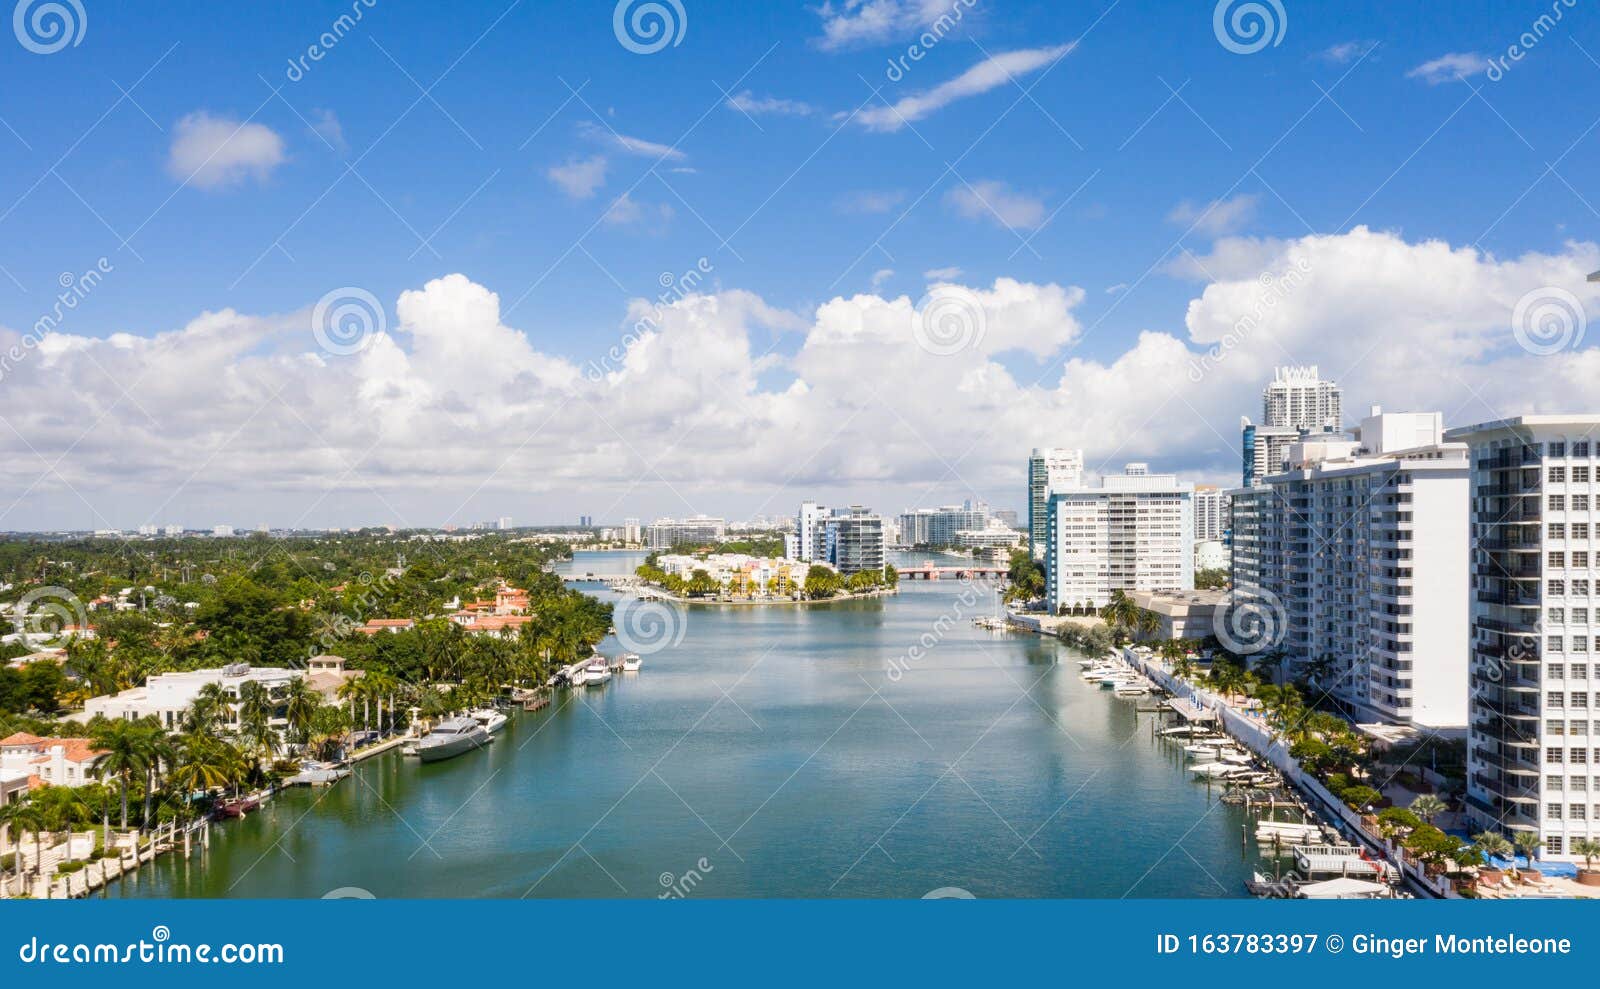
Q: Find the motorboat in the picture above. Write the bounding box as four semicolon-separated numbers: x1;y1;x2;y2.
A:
583;661;612;686
213;795;260;819
1190;761;1254;779
620;653;642;672
415;716;492;763
470;708;510;734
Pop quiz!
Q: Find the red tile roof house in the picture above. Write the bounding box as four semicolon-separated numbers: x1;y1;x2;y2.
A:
0;732;108;790
356;618;417;636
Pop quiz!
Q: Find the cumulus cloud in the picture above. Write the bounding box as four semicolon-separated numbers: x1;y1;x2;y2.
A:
923;266;963;280
1319;40;1377;64
1407;52;1489;85
726;90;815;116
945;180;1045;230
308;108;348;155
1167;194;1259;237
168;111;287;189
547;155;609;199
853;44;1072;131
3;230;1598;528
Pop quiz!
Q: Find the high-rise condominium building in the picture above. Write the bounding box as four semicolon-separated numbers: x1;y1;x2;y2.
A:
1230;409;1470;729
1262;365;1343;432
897;500;990;547
825;507;886;575
1045;464;1193;613
785;501;830;562
1241;367;1345;487
1448;416;1600;860
1193;486;1231;543
622;518;641;544
1028;448;1084;559
644;515;727;549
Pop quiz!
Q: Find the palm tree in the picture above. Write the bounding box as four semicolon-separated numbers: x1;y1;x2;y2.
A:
89;719;153;829
1098;591;1140;644
280;676;321;752
1570;837;1600;875
1409;794;1447;825
9;801;46;887
1472;830;1513;870
0;801;24;894
1134;609;1159;642
1512;830;1543;873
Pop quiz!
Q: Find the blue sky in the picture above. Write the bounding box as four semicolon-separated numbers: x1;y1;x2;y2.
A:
1;0;1598;529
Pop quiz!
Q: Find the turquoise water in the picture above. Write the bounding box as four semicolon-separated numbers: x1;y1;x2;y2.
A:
111;551;1260;898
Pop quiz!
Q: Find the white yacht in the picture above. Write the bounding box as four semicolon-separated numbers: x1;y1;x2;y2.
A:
620;653;642;672
470;708;509;734
415;717;492;763
583;661;612;686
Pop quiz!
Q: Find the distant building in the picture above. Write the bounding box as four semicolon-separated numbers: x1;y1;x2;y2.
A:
824;507;886;575
622;518;642;544
897;501;989;547
497;516;512;530
1045;464;1193;612
1193;539;1227;572
1028;448;1084;559
1241;367;1345;487
1192;486;1230;542
1129;589;1225;641
83;664;300;733
212;525;235;538
0;733;107;790
645;515;727;549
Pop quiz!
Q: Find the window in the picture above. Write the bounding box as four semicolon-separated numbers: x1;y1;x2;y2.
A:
1551;551;1567;568
1551;523;1568;539
1577;467;1592;483
1549;747;1565;762
1574;746;1591;762
1575;693;1591;708
1549;775;1565;788
1548;719;1566;734
1550;836;1565;854
1576;775;1591;789
1551;608;1567;625
1552;467;1569;483
1549;803;1564;818
1550;691;1566;707
1577;664;1592;679
1578;442;1592;457
1552;495;1568;511
1578;524;1593;540
1577;552;1592;569
1574;804;1588;820
1551;580;1567;596
1575;580;1592;596
1577;495;1592;512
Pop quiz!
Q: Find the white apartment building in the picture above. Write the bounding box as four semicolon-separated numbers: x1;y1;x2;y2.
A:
1045;464;1193;612
1193;486;1231;542
644;515;727;549
1028;448;1084;559
622;518;642;544
897;501;989;547
786;501;830;563
1230;410;1469;730
1263;365;1343;432
82;663;299;733
1448;416;1600;860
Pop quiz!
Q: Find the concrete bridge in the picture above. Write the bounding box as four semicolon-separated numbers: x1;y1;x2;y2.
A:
896;562;1008;581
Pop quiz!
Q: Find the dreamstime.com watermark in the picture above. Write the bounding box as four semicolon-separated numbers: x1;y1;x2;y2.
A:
885;577;982;682
613;0;686;55
1511;285;1586;356
17;927;285;966
306;567;407;663
658;856;714;898
0;258;113;386
12;0;86;54
1485;0;1579;82
1212;0;1286;55
884;0;978;82
1186;256;1311;382
284;0;378;82
585;258;712;381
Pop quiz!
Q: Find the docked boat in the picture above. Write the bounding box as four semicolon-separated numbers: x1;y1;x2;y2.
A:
213;795;260;819
620;653;642;672
1190;761;1254;779
582;661;612;686
470;708;510;734
416;716;492;763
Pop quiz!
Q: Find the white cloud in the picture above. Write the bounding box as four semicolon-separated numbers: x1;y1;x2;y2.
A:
726;90;815;116
168;111;287;189
577;120;686;161
547;155;609;199
944;180;1045;230
870;268;895;291
1167;194;1259;237
1407;52;1489;85
1105;282;1129;295
837;189;906;214
923;266;963;280
814;0;968;51
602;192;674;229
4;230;1599;528
853;44;1072;132
309;108;347;155
1319;40;1377;64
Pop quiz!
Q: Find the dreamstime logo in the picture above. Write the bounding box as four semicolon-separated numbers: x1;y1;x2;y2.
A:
1212;0;1285;55
657;856;713;898
1511;286;1586;356
1186;256;1310;383
13;586;88;638
884;0;978;82
1;257;113;386
886;576;981;682
912;285;986;356
613;597;687;654
1485;0;1578;82
321;886;376;899
1212;588;1285;656
312;287;385;356
13;0;86;54
922;886;976;898
612;0;685;55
